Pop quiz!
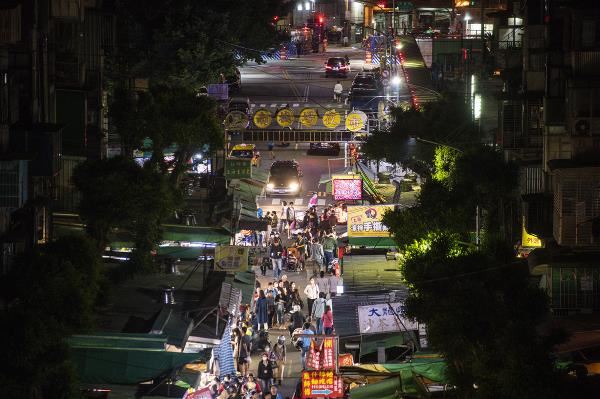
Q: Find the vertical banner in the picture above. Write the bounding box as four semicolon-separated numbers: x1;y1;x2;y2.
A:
305;337;337;371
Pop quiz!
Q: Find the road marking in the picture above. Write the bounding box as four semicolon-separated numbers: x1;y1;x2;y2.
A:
260;104;266;107
270;104;277;107
293;103;300;107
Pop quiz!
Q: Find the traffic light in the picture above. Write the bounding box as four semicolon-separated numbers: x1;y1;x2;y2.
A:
318;15;324;25
273;15;279;22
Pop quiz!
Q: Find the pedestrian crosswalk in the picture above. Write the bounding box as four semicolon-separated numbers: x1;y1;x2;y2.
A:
250;103;347;110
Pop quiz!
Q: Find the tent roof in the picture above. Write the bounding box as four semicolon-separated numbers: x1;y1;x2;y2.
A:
69;334;207;385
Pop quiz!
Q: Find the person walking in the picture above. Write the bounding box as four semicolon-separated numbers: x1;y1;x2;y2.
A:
270;212;278;237
322;231;337;272
279;201;288;233
271;335;287;386
237;327;251;376
257;352;274;393
322;305;334;335
311;237;325;274
333;81;343;103
315;271;330;297
308;192;318;209
286;202;296;239
255;290;269;331
303;277;320;316
268;141;275;159
300;322;314;369
269;237;284;279
311;292;327;334
328;268;343;297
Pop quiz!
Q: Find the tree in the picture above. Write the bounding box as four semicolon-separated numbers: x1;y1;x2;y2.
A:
384;145;518;249
0;236;104;399
109;0;280;89
73;156;178;268
400;233;559;399
110;85;223;182
361;93;479;166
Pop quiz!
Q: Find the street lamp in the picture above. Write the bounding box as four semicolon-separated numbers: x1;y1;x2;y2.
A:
391;75;401;86
464;13;472;37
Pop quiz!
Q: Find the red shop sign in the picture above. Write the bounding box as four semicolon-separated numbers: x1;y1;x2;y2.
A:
301;370;344;399
305;337;336;371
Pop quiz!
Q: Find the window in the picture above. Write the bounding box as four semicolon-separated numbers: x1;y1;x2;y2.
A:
582;20;596;48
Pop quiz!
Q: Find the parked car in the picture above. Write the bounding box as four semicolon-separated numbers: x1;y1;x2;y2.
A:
325;57;350;78
307;142;340;156
227;97;251;116
266;160;302;196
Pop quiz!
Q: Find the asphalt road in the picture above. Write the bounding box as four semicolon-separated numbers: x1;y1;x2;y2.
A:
236;47;364;212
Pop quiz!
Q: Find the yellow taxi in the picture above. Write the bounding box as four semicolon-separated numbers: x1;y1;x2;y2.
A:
229;144;261;167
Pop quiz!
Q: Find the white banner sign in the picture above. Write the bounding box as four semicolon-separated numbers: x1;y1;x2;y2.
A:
357;302;419;334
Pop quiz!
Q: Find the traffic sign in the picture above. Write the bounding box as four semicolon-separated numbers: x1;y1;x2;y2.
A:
224;111;249;130
322;109;341;129
224;158;252;179
276;108;295;127
382;69;390;78
252;109;272;128
300;108;318;127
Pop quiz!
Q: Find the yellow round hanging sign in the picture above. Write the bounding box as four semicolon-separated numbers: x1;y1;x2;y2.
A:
276;108;295;128
322;109;341;129
345;111;366;132
253;109;272;128
299;108;318;127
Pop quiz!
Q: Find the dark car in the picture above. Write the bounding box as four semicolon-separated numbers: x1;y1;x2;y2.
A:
351;73;381;91
307;142;340;156
325;57;350;78
349;87;380;112
266;160;302;196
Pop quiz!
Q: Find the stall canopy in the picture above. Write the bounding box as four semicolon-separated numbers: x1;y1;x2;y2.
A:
68;333;207;385
347;357;448;398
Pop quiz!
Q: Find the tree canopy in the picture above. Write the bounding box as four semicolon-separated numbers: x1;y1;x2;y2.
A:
73;156;178;266
0;236;104;399
361;93;479;165
109;0;281;88
110;85;223;181
400;233;558;399
384;145;518;248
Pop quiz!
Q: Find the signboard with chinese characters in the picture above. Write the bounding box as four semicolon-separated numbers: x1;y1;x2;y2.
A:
214;245;249;272
183;387;212;399
253;109;272;128
323;109;341;129
332;176;362;201
224;158;252;179
300;108;318;127
301;371;344;399
347;205;394;237
521;217;542;248
357;302;419;334
276;108;295;127
306;337;337;371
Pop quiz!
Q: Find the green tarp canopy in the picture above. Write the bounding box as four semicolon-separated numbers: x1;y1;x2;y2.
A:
67;333;167;351
162;225;230;244
360;332;406;357
349;236;397;248
347;358;448;398
349;375;402;399
69;333;205;385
